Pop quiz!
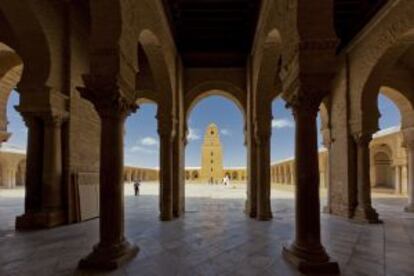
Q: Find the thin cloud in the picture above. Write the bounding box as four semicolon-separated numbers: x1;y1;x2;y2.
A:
187;128;201;141
272;118;294;129
129;145;156;154
140;136;158;146
220;129;231;136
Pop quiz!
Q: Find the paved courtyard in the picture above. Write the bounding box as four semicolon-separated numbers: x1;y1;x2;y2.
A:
0;183;413;275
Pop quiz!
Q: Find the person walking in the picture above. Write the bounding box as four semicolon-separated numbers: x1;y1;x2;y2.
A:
134;179;141;196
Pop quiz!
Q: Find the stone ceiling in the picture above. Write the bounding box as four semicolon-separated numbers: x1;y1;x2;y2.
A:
162;0;388;67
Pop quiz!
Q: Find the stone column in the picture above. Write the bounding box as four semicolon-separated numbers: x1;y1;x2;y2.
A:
78;77;138;270
158;114;174;221
283;99;339;273
41;115;65;220
245;125;257;218
404;130;414;212
352;133;381;223
255;107;272;221
172;119;184;217
395;165;401;195
0;166;9;188
15;114;43;229
9;169;16;188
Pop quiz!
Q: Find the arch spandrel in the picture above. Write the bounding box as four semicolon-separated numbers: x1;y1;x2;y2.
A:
347;0;414;133
137;29;174;111
253;29;283;104
380;86;414;129
0;3;51;88
184;81;247;121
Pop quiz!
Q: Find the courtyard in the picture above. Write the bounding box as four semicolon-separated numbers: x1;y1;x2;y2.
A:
0;183;413;276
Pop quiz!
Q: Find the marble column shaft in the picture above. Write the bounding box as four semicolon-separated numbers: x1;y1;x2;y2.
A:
79;108;138;269
292;106;324;254
172;129;185;217
246;127;258;218
353;133;380;222
256;121;272;221
78;76;138;269
395;165;401;195
42;115;64;210
22;115;43;212
283;99;338;273
158;116;174;221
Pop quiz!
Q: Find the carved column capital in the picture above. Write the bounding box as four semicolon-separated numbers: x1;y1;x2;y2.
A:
19;113;38;129
287;94;321;117
157;113;175;138
352;132;372;147
78;74;138;119
42;113;68;127
285;79;327;117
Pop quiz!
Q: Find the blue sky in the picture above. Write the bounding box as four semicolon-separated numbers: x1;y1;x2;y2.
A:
5;91;401;168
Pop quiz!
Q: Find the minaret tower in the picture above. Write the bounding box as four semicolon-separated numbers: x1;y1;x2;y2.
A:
200;123;223;183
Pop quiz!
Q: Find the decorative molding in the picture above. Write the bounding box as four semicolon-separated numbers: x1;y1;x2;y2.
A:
78;74;138;118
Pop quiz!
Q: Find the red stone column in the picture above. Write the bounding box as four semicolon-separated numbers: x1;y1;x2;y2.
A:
352;133;381;223
283;100;339;274
158;114;174;221
255;109;272;221
16;112;68;229
15;115;43;229
78;77;138;270
40;115;65;224
245;125;258;218
172;119;185;217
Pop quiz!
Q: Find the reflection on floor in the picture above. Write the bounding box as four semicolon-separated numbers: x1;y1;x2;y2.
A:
0;183;413;275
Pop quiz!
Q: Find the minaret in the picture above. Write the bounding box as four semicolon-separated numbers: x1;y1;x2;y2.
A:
200;123;223;183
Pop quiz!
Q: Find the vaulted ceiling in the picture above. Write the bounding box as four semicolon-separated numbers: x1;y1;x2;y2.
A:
162;0;388;67
163;0;262;67
334;0;388;47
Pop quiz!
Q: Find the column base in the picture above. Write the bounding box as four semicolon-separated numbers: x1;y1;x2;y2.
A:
352;206;382;224
15;210;66;230
173;211;183;218
404;205;414;212
159;213;174;221
244;200;257;218
282;244;340;274
79;240;139;270
256;211;273;221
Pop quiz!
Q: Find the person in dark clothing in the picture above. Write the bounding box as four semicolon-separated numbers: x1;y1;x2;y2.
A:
134;179;141;196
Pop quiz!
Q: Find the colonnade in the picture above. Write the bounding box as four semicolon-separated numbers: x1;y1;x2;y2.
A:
0;151;26;188
123;167;158;182
1;0;413;274
271;163;295;185
393;164;408;194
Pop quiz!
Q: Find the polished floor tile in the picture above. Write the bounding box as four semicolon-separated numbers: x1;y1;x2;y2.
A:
0;184;413;276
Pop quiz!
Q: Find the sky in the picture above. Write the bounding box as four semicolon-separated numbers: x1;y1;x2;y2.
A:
5;91;402;168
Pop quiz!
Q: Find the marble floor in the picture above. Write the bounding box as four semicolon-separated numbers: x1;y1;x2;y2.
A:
0;183;413;276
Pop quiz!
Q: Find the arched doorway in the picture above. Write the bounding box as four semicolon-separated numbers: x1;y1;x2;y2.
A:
373;150;394;189
124;101;159;203
185;94;246;210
